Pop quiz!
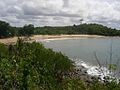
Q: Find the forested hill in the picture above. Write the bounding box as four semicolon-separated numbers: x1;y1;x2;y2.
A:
0;20;120;39
34;24;120;36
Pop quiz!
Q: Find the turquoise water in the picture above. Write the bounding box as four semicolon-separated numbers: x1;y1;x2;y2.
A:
36;37;120;78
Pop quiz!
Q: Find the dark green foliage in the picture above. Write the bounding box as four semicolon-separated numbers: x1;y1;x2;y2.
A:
34;24;120;36
18;24;34;36
0;21;17;38
0;21;11;38
0;20;120;39
87;80;120;90
0;38;73;89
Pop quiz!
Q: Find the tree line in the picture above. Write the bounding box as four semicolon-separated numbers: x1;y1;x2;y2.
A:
0;20;120;39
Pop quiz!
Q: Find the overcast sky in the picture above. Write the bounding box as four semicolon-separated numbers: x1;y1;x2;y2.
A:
0;0;120;29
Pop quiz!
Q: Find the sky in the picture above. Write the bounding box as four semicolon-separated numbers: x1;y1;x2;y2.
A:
0;0;120;29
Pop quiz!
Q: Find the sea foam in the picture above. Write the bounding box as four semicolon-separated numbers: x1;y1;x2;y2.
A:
71;58;116;81
35;37;87;43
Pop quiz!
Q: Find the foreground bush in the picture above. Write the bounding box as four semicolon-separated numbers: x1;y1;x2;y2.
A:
0;38;74;89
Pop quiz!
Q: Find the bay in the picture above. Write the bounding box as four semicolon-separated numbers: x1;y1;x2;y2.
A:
36;37;120;79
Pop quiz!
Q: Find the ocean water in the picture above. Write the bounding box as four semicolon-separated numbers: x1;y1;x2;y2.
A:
35;37;120;79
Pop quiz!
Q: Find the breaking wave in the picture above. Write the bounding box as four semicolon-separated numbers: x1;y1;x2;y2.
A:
35;37;88;42
71;58;119;81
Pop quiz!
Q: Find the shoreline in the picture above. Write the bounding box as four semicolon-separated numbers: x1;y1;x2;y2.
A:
0;34;116;82
0;34;105;44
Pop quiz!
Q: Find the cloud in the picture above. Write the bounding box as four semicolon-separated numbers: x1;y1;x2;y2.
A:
63;0;69;7
0;0;120;29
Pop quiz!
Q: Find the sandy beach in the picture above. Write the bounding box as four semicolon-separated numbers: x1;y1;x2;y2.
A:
0;34;105;44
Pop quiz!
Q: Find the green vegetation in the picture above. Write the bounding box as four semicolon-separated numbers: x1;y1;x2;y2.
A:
0;38;120;89
0;38;73;89
0;20;120;39
34;24;120;36
0;21;16;38
18;24;34;36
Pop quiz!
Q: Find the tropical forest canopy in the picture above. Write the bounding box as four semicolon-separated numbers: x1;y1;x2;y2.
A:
0;20;120;39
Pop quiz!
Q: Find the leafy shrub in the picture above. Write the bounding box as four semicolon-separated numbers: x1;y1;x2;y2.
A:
0;38;73;89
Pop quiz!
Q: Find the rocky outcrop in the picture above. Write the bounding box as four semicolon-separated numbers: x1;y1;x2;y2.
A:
64;66;101;83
